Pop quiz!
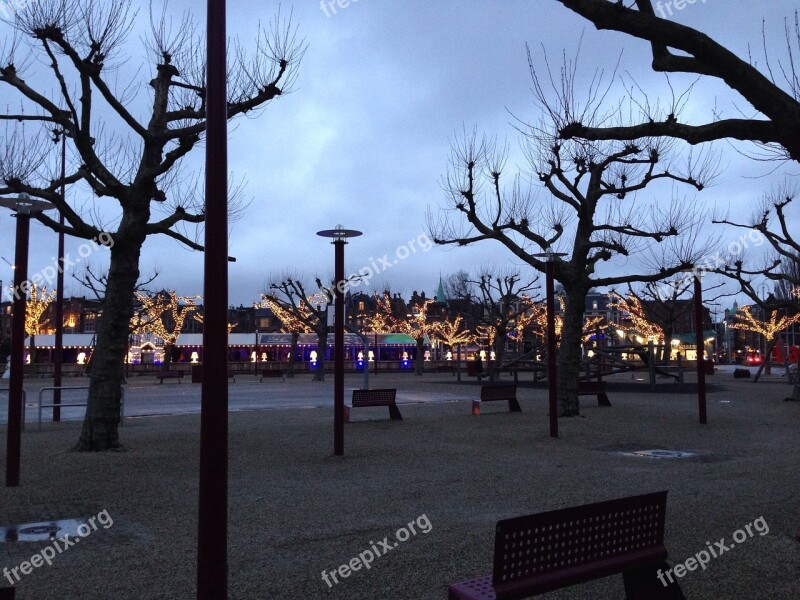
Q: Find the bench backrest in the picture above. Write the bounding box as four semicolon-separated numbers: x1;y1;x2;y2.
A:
492;491;668;598
481;384;516;401
352;388;396;406
577;381;606;393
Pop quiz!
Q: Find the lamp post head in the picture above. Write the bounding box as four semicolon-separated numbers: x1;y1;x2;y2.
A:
316;224;362;243
0;193;55;215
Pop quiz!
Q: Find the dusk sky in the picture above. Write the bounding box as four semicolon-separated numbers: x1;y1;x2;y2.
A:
1;1;797;314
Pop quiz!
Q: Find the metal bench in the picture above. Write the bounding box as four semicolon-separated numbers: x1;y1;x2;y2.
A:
448;490;684;600
156;370;184;383
260;369;285;382
344;388;401;422
478;384;521;413
577;380;611;407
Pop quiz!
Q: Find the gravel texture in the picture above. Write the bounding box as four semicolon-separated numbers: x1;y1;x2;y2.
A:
1;372;798;599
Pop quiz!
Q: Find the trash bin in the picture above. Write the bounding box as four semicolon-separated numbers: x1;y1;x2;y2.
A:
466;361;478;377
191;365;203;383
703;359;714;375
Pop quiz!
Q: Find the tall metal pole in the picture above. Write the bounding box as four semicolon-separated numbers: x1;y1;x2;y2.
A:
545;259;558;438
333;239;345;456
53;134;66;421
197;0;228;596
693;274;707;424
6;212;31;487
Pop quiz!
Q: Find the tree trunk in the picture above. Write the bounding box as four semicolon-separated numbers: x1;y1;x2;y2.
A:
492;326;508;381
313;327;327;381
74;234;143;451
287;331;298;378
414;337;425;375
162;342;175;369
557;291;586;417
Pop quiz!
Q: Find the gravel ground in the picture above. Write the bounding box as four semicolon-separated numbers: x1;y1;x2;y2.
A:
1;372;798;599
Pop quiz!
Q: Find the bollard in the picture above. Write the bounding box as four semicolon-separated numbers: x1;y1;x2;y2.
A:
471;400;481;415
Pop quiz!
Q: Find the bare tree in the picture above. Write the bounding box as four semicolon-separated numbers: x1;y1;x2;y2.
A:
554;1;800;163
0;2;304;449
266;277;331;382
429;52;715;415
467;270;538;380
442;270;474;301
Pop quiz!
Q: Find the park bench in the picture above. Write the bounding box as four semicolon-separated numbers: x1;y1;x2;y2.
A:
477;384;521;413
260;369;285;382
435;365;455;375
344;388;401;423
577;380;611;407
156;370;184;384
448;490;685;600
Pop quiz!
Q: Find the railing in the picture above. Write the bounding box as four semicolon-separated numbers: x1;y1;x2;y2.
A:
38;386;125;431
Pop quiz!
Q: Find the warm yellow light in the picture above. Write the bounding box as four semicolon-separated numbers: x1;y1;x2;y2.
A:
191;352;199;363
77;352;86;365
250;351;257;363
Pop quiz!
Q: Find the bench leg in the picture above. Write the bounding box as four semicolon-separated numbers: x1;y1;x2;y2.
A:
508;398;522;412
597;392;611;407
623;561;686;600
388;404;403;420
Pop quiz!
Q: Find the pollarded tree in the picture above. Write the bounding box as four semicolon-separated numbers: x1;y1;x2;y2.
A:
266;278;331;382
468;270;538;380
255;293;313;378
730;305;800;376
430;56;715;415
0;2;304;449
133;290;197;368
24;283;56;371
554;0;800;163
375;291;439;375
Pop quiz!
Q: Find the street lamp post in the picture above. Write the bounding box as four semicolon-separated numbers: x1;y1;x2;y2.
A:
197;0;228;597
0;194;55;487
53;130;67;421
317;225;362;456
533;249;567;438
680;268;708;425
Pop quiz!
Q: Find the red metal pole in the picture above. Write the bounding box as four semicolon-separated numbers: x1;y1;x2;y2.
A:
546;260;558;438
53;135;66;421
6;212;31;487
197;0;228;596
694;275;707;424
334;239;345;456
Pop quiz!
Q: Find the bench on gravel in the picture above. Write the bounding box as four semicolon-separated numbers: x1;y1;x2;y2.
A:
448;490;685;600
260;370;285;382
478;384;521;413
156;370;184;384
578;380;611;407
344;388;401;423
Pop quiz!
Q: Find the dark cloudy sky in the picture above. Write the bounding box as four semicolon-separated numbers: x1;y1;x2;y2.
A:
1;1;797;314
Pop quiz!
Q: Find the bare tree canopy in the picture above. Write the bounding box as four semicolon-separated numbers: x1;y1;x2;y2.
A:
555;0;800;162
429;45;717;415
0;1;305;450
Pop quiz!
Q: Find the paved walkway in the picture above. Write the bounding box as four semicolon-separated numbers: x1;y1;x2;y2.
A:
1;372;798;599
